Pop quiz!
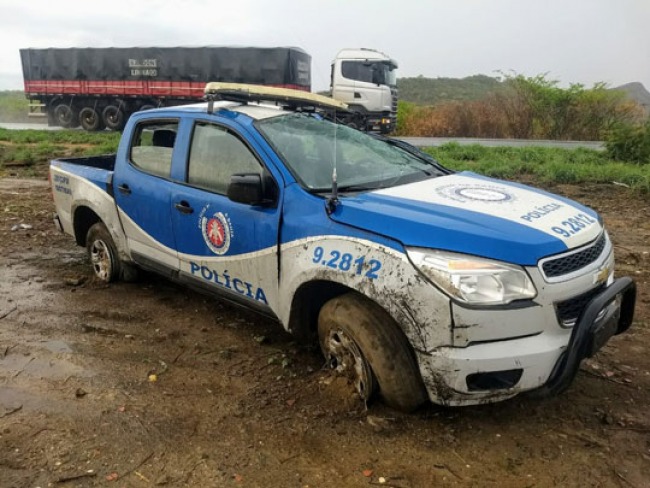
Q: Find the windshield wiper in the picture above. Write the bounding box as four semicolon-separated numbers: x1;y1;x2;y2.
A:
370;134;452;174
337;183;386;193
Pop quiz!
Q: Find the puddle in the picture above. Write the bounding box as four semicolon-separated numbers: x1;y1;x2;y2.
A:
0;352;93;381
0;263;51;309
0;385;81;416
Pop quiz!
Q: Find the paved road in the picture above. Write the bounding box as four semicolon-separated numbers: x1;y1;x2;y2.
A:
0;122;59;131
398;136;605;150
0;122;605;150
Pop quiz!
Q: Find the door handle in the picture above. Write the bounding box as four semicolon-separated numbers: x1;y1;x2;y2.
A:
174;201;194;214
117;183;132;195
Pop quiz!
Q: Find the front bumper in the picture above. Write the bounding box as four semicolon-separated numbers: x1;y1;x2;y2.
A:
532;276;635;397
420;277;636;406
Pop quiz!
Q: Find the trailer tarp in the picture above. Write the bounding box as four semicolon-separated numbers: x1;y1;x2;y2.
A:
20;47;311;89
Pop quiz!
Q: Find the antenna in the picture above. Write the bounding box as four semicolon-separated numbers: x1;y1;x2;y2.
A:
207;95;214;115
326;112;339;214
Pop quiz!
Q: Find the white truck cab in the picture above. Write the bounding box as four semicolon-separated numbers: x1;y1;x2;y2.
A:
330;48;398;133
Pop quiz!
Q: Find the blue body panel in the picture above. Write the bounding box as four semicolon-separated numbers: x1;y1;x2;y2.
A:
280;183;404;252
54;161;112;194
330;191;565;265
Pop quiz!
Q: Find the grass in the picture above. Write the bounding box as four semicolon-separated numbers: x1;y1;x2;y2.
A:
424;143;650;192
0;129;120;177
0;130;648;192
0;91;31;123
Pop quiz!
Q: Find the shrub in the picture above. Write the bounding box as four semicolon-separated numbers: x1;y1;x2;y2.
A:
605;121;650;164
396;74;644;140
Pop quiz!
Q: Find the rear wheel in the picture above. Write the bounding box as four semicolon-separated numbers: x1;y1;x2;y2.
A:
53;103;77;128
86;223;121;283
79;106;104;131
318;293;427;411
102;105;126;131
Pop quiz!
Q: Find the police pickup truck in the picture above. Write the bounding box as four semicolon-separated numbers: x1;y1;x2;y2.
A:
50;83;636;411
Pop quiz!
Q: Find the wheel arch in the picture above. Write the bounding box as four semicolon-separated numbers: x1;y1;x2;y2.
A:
287;279;356;344
72;205;102;247
287;279;416;350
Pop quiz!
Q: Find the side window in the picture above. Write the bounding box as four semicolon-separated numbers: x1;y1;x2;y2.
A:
188;123;261;195
341;61;373;83
129;121;178;178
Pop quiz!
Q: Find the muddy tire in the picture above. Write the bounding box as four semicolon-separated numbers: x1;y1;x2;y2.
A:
318;293;427;412
86;223;121;283
79;107;104;131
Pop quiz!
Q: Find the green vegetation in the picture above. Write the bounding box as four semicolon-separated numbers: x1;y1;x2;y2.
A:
398;75;502;105
605;120;650;164
0;91;31;123
0;129;119;177
397;74;644;140
0;128;121;145
425;143;650;192
0;129;647;192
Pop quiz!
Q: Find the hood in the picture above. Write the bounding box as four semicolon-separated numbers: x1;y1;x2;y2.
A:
330;172;602;266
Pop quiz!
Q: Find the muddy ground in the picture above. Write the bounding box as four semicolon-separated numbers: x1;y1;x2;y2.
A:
0;175;649;488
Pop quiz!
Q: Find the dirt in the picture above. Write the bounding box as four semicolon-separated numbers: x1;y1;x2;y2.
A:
0;176;649;488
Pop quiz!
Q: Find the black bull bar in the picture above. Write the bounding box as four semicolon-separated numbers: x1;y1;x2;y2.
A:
532;276;636;397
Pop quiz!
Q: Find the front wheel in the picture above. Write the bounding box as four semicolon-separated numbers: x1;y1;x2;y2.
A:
86;223;121;282
318;293;427;411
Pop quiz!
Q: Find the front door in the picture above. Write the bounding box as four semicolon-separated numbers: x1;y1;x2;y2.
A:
170;120;281;313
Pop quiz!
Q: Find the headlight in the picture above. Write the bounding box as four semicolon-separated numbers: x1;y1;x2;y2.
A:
406;248;537;305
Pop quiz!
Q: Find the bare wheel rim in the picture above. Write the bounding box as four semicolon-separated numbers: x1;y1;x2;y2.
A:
89;239;112;281
324;328;374;401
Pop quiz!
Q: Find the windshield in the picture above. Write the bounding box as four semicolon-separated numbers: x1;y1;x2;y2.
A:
256;113;443;192
341;61;397;86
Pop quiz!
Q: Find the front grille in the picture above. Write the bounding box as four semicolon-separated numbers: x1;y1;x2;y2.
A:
542;232;607;279
555;284;604;327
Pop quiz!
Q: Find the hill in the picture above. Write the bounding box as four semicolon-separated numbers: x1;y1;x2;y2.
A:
397;74;501;105
612;82;650;114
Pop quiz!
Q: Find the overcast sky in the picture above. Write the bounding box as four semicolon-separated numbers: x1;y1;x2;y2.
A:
2;0;648;92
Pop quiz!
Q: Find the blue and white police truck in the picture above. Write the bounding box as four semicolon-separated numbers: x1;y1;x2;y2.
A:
50;84;636;411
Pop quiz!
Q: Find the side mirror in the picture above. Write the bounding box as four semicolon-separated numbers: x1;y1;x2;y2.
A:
227;173;264;205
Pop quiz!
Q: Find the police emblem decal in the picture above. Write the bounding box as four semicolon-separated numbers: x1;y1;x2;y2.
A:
436;184;515;203
199;206;232;255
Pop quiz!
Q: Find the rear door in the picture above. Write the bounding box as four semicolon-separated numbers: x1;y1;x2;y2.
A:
170;119;282;314
114;119;180;275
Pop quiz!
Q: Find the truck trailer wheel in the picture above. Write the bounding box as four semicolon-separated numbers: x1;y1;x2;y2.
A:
318;293;427;412
79;107;104;131
102;105;126;131
53;104;78;128
86;223;121;283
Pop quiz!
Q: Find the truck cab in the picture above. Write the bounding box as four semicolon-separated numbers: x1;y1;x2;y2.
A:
330;48;398;133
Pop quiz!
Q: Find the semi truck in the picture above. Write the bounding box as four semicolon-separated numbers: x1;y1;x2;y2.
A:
20;46;398;133
48;84;636;410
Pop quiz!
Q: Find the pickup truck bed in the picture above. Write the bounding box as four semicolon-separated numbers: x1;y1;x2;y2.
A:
54;154;116;171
